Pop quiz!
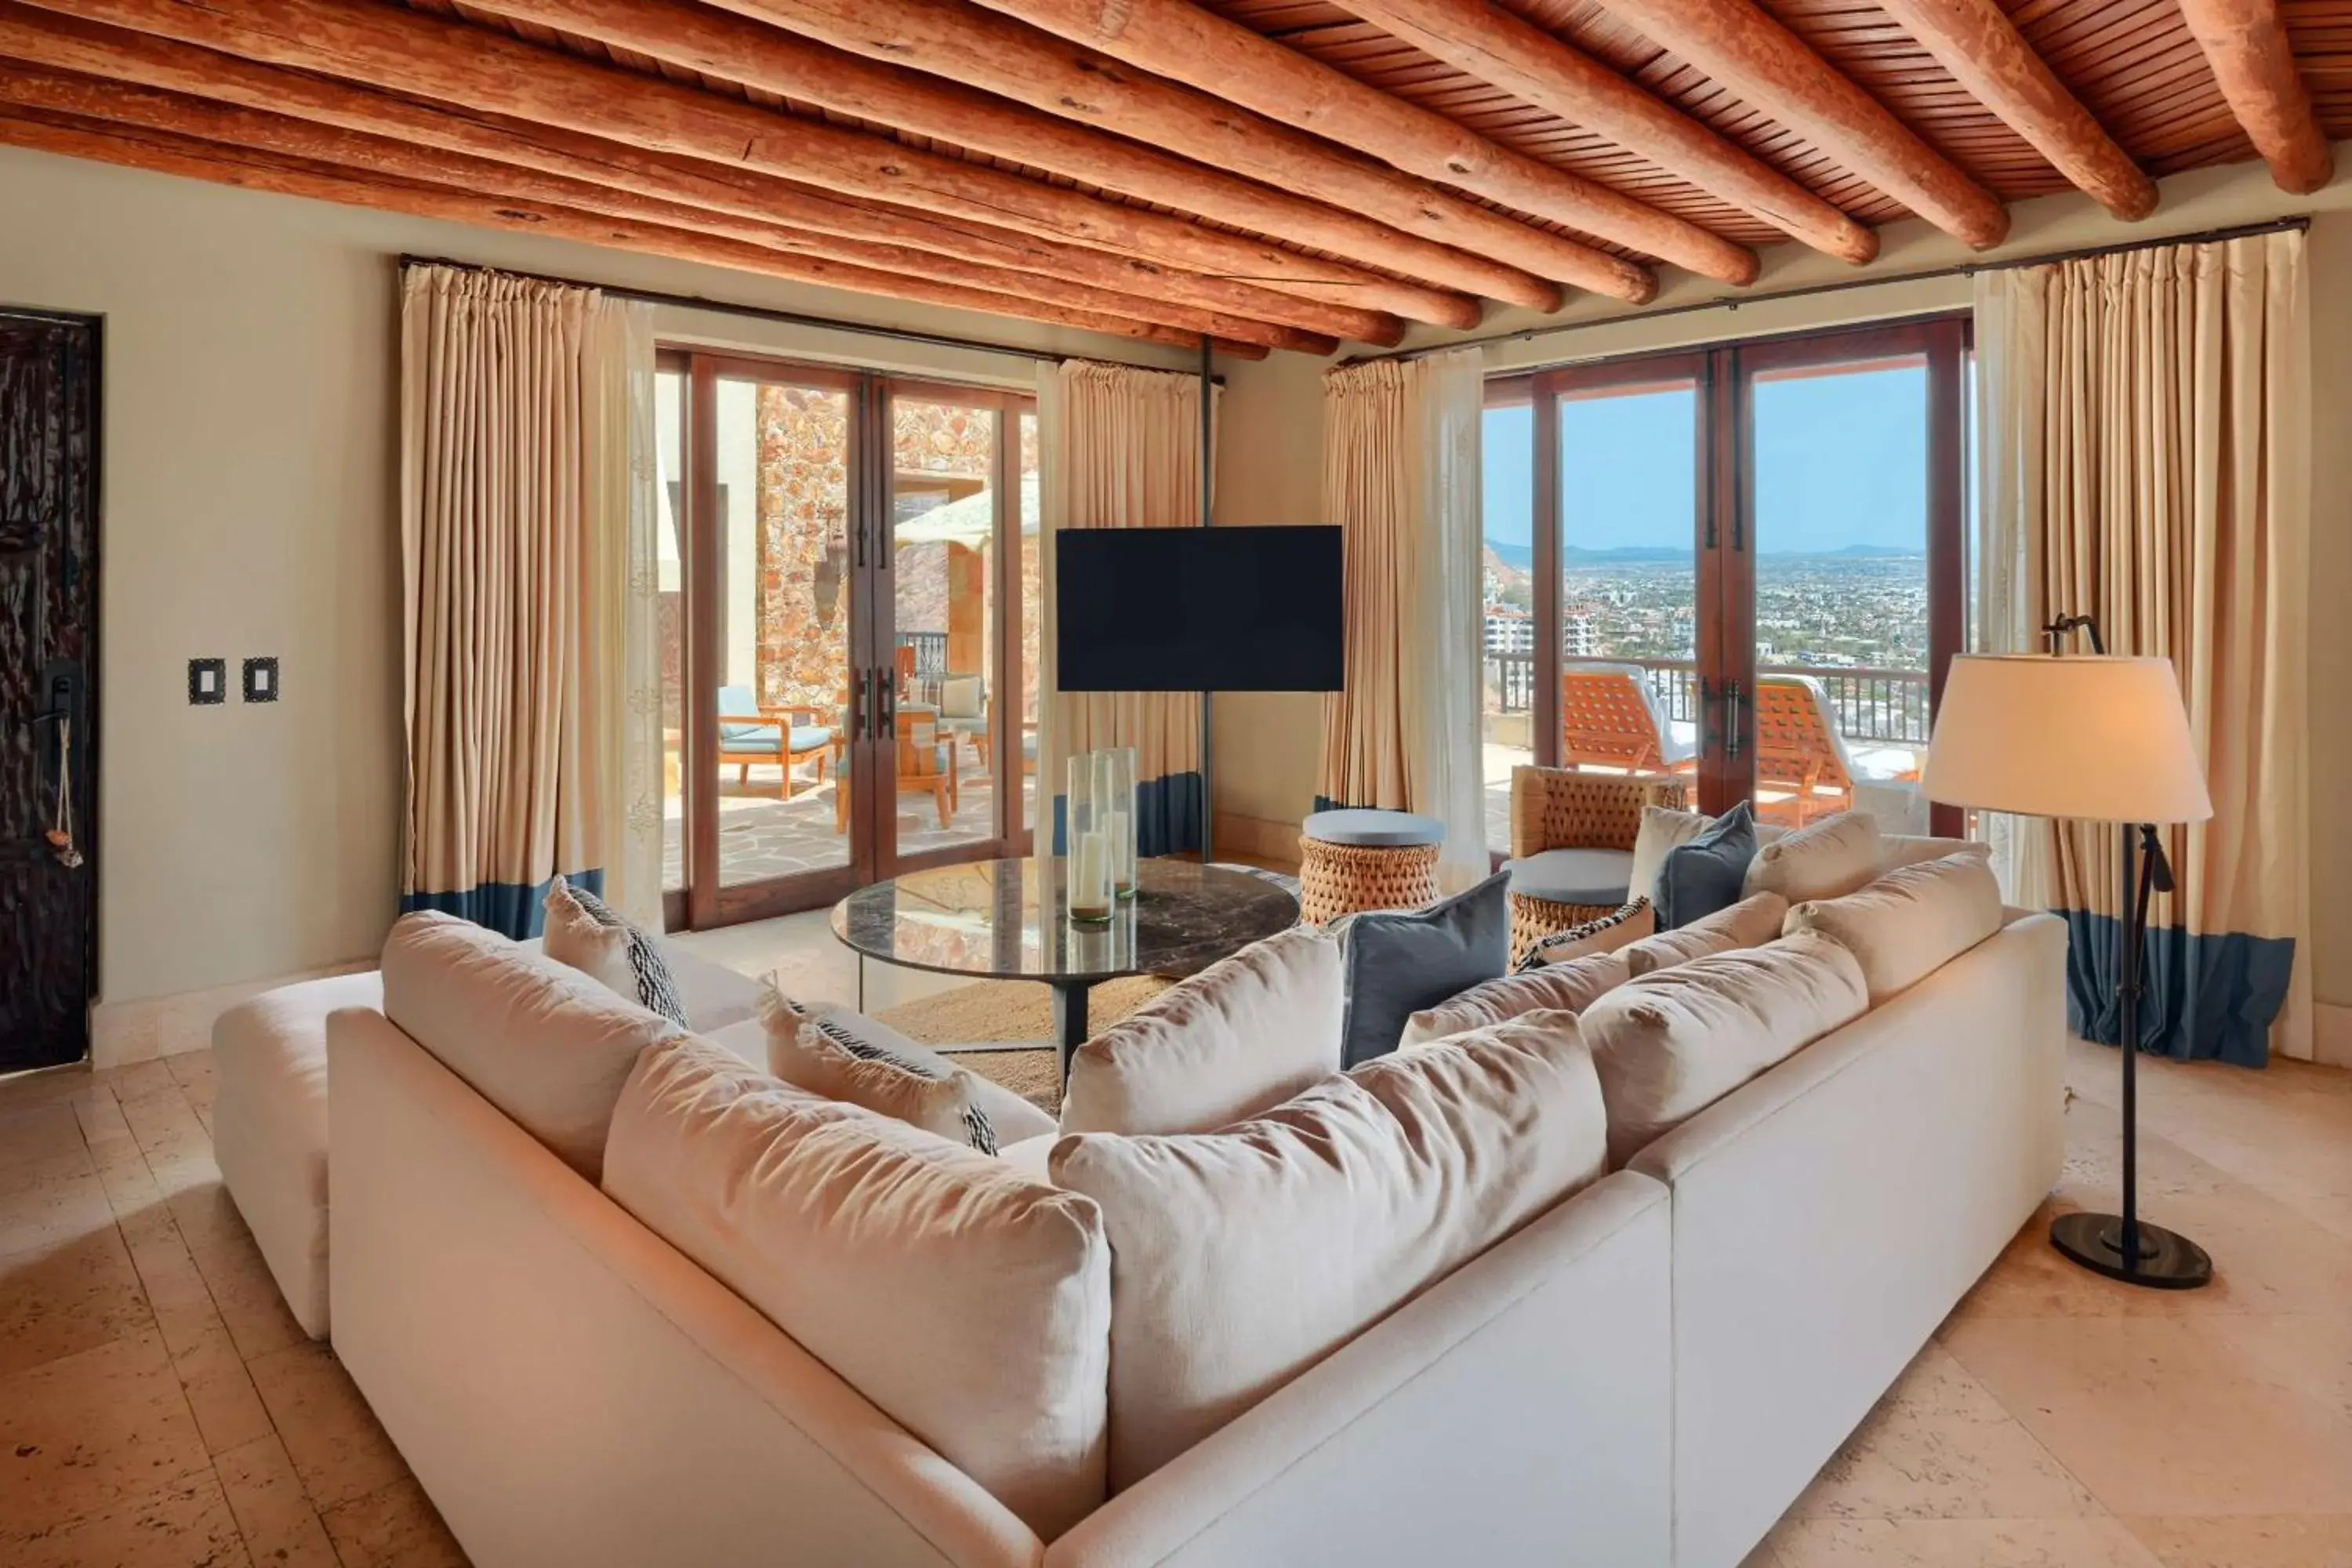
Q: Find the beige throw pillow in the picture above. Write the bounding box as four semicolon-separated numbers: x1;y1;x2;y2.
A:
757;984;1002;1154
379;911;681;1181
1742;811;1882;904
1051;1012;1608;1489
1621;891;1789;977
1062;927;1342;1136
1581;931;1868;1165
1519;898;1654;967
1625;806;1708;907
604;1037;1112;1541
1400;953;1629;1047
1784;850;2004;1004
1878;835;1994;875
539;877;688;1025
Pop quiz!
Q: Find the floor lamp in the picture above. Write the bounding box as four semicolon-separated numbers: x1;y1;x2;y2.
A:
1920;632;2216;1290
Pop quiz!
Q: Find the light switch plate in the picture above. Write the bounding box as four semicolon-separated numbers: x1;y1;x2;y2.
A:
188;659;225;706
242;656;279;704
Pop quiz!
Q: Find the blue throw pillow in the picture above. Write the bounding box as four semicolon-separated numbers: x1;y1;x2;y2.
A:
1657;801;1758;930
1337;869;1511;1068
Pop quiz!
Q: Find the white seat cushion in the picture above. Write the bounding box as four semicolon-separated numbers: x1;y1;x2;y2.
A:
1051;1011;1608;1489
1580;931;1868;1166
212;969;383;1339
1062;927;1343;1136
604;1036;1111;1540
647;942;764;1036
1783;851;2005;1004
1507;848;1635;906
382;912;684;1181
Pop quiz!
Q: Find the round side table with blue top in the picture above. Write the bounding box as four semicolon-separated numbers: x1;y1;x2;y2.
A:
1297;808;1445;925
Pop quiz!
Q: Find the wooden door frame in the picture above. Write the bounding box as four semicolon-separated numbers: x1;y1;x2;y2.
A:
1485;312;1969;833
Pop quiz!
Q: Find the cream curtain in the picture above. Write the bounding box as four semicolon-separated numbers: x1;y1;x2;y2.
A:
1318;348;1488;880
1972;233;2310;1063
400;264;659;935
1035;359;1212;855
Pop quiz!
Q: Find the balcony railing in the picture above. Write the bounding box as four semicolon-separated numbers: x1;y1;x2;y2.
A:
1484;652;1932;747
897;630;949;679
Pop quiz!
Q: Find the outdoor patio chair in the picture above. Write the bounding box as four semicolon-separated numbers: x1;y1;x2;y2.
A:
716;684;835;801
834;704;957;833
1559;662;1697;775
1751;674;1858;827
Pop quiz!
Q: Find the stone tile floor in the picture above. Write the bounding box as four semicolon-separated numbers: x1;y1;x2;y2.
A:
664;760;1033;888
3;932;2347;1565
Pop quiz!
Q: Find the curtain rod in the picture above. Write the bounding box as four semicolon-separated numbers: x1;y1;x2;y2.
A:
1355;215;2312;365
395;253;1224;381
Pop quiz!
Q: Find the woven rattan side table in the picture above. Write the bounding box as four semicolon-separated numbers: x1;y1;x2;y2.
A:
1297;808;1445;925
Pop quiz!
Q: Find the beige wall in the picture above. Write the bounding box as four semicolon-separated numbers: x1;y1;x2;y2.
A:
0;143;1194;1007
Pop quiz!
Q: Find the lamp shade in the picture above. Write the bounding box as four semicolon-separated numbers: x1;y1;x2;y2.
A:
1922;655;2212;824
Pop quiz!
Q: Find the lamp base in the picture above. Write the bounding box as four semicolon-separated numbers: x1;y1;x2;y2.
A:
2049;1210;2212;1290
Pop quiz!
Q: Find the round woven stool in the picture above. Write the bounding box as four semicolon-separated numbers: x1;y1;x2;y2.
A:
1297;808;1444;926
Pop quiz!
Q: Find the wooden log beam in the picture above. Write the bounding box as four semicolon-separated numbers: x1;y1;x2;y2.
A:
468;0;1566;315
1338;0;1876;263
1866;0;2156;219
0;61;1334;354
0;5;1351;348
1538;0;2013;247
0;104;1270;357
6;0;1418;342
2176;0;2333;194
716;0;1748;286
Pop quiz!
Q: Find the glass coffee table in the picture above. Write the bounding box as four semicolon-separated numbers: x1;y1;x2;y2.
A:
830;856;1300;1077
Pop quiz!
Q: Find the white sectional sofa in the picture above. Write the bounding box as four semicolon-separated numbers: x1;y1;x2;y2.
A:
212;832;2067;1568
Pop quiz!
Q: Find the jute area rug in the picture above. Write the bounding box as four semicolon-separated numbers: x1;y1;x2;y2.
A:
875;975;1173;1116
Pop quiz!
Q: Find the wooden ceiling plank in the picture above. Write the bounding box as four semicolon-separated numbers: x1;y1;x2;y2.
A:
0;5;1361;346
454;0;1554;318
2177;0;2334;189
0;56;1334;352
1570;0;2013;245
0;103;1268;355
764;0;1744;285
1334;0;1878;260
8;0;1416;343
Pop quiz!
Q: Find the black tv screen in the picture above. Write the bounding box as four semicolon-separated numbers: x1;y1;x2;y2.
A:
1056;525;1344;693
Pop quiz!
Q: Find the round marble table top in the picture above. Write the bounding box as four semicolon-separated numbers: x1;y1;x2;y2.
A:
829;856;1300;986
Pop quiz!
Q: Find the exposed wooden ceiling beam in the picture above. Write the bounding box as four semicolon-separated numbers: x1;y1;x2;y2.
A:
717;0;1752;286
1565;0;2013;248
1867;0;2156;220
2176;0;2334;194
469;0;1570;314
0;62;1336;354
1336;0;1875;264
12;0;1423;342
0;104;1269;357
0;9;1344;350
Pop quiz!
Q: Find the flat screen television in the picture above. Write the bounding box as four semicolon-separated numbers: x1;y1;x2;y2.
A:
1055;524;1344;693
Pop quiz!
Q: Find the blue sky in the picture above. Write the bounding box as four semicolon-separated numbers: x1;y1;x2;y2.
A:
1483;366;1929;555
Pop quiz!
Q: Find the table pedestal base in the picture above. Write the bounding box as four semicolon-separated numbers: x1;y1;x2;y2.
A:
1051;981;1092;1080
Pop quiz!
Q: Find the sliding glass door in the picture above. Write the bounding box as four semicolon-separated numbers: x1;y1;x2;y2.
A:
658;350;1036;930
1483;317;1968;845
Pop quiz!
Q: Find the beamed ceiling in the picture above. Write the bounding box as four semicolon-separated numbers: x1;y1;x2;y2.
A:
0;0;2338;355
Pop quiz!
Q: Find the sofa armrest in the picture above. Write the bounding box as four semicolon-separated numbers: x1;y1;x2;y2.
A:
1045;1171;1672;1568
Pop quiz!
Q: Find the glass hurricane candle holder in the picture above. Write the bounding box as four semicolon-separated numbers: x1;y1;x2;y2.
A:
1066;750;1116;924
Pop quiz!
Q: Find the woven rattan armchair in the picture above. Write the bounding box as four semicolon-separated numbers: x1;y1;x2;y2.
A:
1506;766;1688;960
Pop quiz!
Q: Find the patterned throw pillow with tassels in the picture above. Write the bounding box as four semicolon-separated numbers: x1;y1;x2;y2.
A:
1517;898;1656;974
758;983;998;1156
541;877;690;1026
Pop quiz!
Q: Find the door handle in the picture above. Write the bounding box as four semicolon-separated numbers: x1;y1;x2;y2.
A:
878;666;898;735
1725;679;1746;761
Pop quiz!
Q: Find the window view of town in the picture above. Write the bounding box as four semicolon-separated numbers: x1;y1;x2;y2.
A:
1483;364;1936;851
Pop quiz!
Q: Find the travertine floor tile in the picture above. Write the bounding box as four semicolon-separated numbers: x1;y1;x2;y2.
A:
319;1476;470;1568
1788;1343;2098;1521
168;1181;307;1363
214;1433;340;1568
0;1101;93;1174
0;1223;153;1378
0;1468;250;1568
1941;1313;2352;1517
0;1152;111;1255
0;1329;214;1530
246;1342;408;1513
1762;1515;2166;1566
2122;1512;2352;1566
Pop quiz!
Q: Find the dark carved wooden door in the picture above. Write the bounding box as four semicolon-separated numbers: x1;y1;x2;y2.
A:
1;310;100;1073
